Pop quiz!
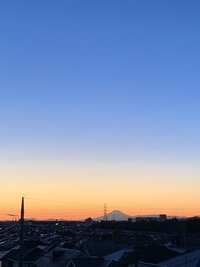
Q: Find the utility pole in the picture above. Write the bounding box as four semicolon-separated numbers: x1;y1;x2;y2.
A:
19;197;24;267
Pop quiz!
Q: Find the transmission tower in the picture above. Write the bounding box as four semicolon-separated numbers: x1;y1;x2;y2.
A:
104;203;107;221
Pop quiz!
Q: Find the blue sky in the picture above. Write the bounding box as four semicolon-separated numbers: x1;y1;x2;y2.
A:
1;0;200;161
1;1;200;217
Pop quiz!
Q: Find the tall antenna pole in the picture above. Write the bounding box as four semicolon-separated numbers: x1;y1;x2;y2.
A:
19;197;24;267
104;203;107;221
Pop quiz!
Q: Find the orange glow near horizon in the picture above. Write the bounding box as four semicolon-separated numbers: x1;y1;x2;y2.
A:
1;196;200;221
1;159;200;220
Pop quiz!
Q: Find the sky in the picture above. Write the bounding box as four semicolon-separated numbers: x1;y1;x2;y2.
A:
0;0;200;220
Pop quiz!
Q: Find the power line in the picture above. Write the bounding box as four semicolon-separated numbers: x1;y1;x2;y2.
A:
24;197;200;211
25;196;102;207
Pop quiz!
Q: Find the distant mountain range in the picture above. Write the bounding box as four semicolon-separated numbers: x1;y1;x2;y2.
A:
93;210;184;221
27;211;184;222
94;210;132;221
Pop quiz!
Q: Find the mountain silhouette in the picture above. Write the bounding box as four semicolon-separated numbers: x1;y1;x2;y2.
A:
94;210;132;221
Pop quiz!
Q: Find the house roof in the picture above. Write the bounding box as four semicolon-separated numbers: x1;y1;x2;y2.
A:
137;246;180;264
83;241;132;257
160;249;200;267
105;248;134;262
70;258;122;267
5;247;44;262
35;248;86;267
0;250;10;259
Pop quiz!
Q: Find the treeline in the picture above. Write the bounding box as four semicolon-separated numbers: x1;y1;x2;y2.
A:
91;217;200;234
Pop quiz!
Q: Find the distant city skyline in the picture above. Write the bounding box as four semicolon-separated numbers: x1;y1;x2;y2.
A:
1;0;200;220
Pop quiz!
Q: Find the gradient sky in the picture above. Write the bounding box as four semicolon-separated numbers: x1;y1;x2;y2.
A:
1;0;200;220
